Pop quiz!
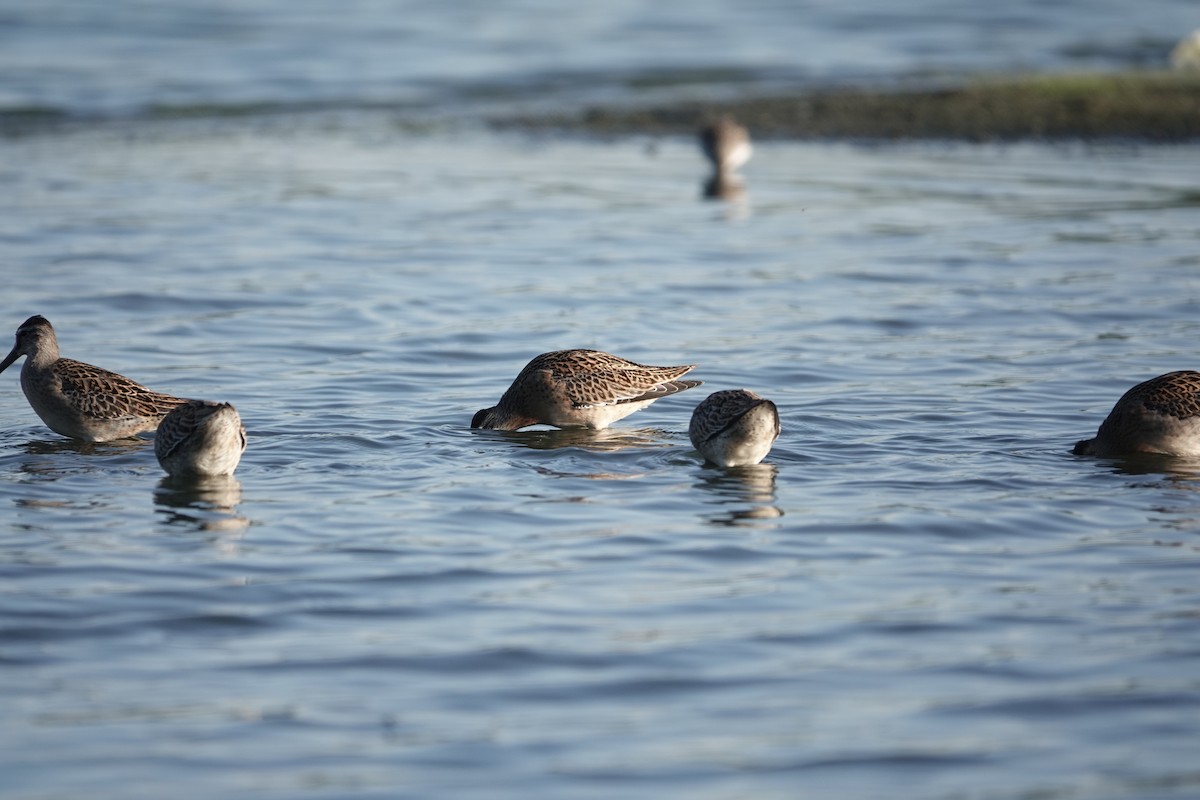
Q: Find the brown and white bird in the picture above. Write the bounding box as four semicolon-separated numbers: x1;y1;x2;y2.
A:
1074;371;1200;458
699;115;752;200
688;389;780;468
155;400;246;477
699;115;752;175
471;349;701;431
0;315;188;442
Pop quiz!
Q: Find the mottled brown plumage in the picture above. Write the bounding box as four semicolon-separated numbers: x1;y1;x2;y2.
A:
689;389;780;467
1074;370;1200;457
472;349;702;431
0;315;188;442
155;400;246;477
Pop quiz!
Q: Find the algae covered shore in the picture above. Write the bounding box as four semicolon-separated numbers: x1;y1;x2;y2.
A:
4;70;1197;143
499;71;1200;142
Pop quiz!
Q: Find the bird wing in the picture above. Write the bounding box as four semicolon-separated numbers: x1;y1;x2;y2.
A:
564;368;699;408
56;358;186;420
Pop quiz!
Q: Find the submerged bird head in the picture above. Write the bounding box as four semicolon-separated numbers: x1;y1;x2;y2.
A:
0;315;58;373
471;407;500;430
471;405;532;431
155;400;247;478
1072;438;1096;456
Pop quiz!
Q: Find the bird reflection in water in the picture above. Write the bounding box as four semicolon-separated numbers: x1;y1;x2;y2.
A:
1074;454;1200;540
1097;453;1200;479
16;436;149;479
21;436;148;457
476;425;687;483
154;474;248;543
500;426;673;453
696;463;783;527
703;173;747;203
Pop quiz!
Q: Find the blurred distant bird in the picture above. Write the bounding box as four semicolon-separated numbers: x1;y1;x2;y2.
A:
0;315;187;442
1170;29;1200;70
699;115;752;200
471;349;701;431
700;115;752;174
1073;371;1200;457
156;399;247;477
689;389;780;467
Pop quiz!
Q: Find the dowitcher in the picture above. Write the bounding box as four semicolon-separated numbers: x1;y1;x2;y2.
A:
689;389;780;468
1073;371;1200;458
0;315;188;442
155;399;246;477
699;115;752;176
471;349;702;431
699;116;752;201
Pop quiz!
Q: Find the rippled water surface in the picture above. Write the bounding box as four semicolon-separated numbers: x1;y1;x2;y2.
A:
2;116;1199;798
4;3;1200;796
3;0;1198;117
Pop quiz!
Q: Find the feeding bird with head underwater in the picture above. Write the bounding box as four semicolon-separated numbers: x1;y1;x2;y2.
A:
471;349;702;431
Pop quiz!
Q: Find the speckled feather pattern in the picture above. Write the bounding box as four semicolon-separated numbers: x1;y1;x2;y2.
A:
473;349;702;431
1075;370;1200;457
52;358;187;421
0;315;188;442
1120;371;1200;420
156;400;246;477
689;389;780;467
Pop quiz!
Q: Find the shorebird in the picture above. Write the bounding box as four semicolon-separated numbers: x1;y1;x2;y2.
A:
1073;371;1200;458
699;115;752;200
0;315;188;442
689;389;780;467
699;115;752;176
155;400;246;477
471;349;702;431
1170;28;1200;70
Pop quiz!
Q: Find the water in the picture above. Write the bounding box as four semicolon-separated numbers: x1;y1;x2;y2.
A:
2;0;1197;118
4;3;1200;800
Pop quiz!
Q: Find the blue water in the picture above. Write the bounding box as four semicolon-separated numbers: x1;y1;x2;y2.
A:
3;4;1200;800
1;0;1196;117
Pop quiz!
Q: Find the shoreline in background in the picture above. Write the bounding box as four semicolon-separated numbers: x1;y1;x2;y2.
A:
3;70;1198;142
497;70;1200;142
